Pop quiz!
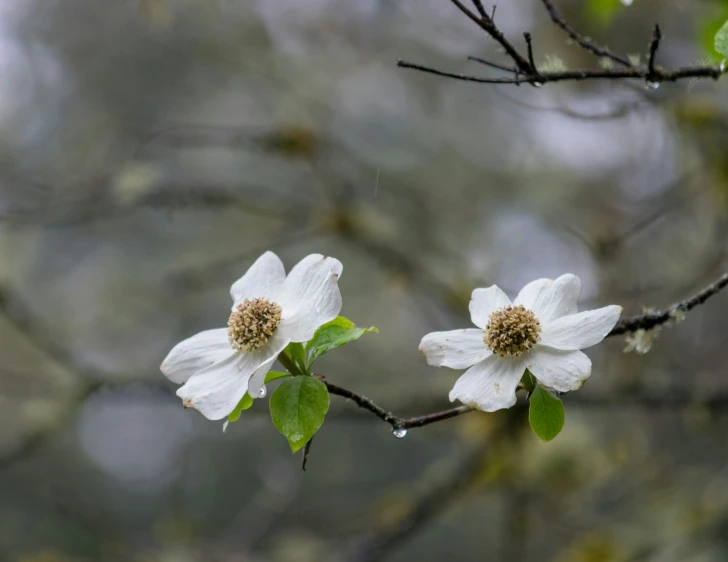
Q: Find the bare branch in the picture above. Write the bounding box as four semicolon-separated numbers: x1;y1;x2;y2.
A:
323;381;472;430
397;59;725;86
609;271;728;336
446;0;533;73
539;0;632;67
647;23;662;79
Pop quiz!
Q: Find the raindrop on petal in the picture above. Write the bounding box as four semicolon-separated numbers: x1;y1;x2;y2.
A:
392;427;408;439
258;386;267;398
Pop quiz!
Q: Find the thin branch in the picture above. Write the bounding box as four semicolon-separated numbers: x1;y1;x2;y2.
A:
647;23;662;80
301;437;314;471
609;271;728;336
539;0;632;67
446;0;533;73
468;55;518;74
471;0;487;19
523;32;537;75
324;381;472;430
398;59;726;86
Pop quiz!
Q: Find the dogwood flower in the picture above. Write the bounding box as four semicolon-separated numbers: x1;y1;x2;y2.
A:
161;252;343;420
419;274;621;412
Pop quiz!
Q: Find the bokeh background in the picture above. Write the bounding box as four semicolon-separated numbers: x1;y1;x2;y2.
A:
1;0;728;560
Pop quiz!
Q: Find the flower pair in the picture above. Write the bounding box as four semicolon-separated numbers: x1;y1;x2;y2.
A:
161;252;622;420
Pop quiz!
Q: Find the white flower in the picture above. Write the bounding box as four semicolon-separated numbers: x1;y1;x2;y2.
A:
419;274;622;412
161;252;343;420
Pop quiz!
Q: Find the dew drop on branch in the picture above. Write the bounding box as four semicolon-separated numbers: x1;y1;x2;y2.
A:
392;427;408;439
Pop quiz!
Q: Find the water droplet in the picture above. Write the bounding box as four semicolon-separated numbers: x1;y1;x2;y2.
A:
645;81;660;90
392;427;408;439
620;0;633;6
222;421;229;434
258;386;267;398
531;81;543;88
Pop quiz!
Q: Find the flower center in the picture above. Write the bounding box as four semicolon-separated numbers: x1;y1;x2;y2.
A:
484;305;541;358
228;298;282;352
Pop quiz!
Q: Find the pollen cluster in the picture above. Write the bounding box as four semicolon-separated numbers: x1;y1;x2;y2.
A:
228;298;282;352
484;305;541;358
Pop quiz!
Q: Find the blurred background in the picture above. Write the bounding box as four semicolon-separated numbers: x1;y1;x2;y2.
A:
1;0;728;560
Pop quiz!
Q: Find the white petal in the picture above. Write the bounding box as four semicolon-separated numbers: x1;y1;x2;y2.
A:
540;305;623;350
230;251;286;306
513;274;581;323
525;345;592;392
160;328;232;384
246;354;277;399
277;254;343;342
418;329;491;369
449;355;525;412
469;285;512;329
176;335;289;420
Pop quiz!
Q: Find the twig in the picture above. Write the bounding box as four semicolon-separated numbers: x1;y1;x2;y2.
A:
401;0;726;88
324;381;472;430
539;0;632;67
446;0;533;73
467;55;518;74
647;24;662;80
398;60;725;86
301;437;314;471
471;0;487;19
523;32;538;75
608;271;728;336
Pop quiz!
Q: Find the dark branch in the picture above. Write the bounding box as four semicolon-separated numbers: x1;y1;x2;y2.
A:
324;381;472;430
400;1;725;88
468;55;518;75
647;24;662;79
523;32;537;75
539;0;632;67
397;60;725;86
609;272;728;336
446;0;533;73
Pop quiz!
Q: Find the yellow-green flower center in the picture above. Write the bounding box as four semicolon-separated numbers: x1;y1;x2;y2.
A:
484;305;541;358
228;298;282;352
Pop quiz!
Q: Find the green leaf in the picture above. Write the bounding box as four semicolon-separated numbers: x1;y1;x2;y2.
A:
265;370;292;383
269;376;330;452
281;342;308;375
528;386;565;442
305;316;377;366
715;19;728;58
228;392;254;424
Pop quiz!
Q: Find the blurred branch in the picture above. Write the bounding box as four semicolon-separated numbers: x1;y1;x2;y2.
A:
398;0;726;87
342;419;508;562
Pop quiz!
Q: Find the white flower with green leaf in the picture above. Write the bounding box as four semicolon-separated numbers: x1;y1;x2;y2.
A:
160;252;343;421
419;274;621;440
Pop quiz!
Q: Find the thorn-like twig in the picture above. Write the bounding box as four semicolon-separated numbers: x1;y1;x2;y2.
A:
539;0;632;68
468;55;518;74
523;32;537;76
647;24;662;80
302;437;314;471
